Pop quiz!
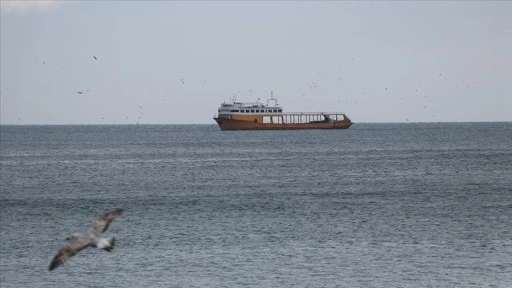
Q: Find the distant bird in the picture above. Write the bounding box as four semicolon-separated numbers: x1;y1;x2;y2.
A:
77;91;83;94
93;56;97;60
48;209;123;271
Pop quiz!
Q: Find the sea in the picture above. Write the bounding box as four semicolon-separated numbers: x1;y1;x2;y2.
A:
0;123;511;288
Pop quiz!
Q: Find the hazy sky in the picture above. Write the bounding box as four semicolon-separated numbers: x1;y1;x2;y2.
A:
1;1;511;124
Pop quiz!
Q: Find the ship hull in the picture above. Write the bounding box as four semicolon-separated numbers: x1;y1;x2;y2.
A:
214;117;352;130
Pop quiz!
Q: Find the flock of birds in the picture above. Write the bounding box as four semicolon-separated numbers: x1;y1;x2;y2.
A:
8;53;480;125
39;55;464;123
72;56;189;123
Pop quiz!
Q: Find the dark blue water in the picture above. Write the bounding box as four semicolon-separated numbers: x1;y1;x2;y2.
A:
1;123;511;287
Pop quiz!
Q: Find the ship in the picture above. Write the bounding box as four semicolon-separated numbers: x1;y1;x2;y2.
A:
213;93;352;130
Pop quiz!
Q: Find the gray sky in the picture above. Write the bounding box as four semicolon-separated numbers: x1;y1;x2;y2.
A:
1;1;511;124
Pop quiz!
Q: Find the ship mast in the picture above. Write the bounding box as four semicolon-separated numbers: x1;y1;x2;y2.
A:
267;91;279;106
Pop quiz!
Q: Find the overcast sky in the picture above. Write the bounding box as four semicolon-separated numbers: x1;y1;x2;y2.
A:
1;0;511;124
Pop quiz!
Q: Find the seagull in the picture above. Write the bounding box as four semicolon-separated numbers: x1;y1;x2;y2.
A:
48;209;123;271
93;56;97;60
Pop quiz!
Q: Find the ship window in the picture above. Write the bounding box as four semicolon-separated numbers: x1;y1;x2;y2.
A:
251;110;255;113
230;109;238;112
278;109;282;113
245;110;249;113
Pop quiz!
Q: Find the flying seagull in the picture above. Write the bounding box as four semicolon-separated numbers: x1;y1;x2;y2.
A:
48;209;123;271
93;56;97;60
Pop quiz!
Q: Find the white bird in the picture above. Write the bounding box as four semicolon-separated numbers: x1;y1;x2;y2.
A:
48;209;123;271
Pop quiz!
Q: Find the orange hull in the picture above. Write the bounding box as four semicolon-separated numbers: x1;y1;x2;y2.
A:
214;117;352;130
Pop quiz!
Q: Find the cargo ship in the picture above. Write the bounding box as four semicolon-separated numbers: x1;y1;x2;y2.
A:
213;93;352;130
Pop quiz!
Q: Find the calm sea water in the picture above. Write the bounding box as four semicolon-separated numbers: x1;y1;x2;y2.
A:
1;123;511;287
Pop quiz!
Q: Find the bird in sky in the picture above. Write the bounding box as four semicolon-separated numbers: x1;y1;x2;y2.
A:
93;56;97;60
48;209;124;271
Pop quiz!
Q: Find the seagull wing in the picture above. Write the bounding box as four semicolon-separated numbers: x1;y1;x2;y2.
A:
48;234;91;271
89;209;123;236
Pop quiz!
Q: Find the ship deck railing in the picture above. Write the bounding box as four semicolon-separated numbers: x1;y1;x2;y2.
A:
217;112;348;116
281;112;347;115
215;111;350;124
263;113;349;124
